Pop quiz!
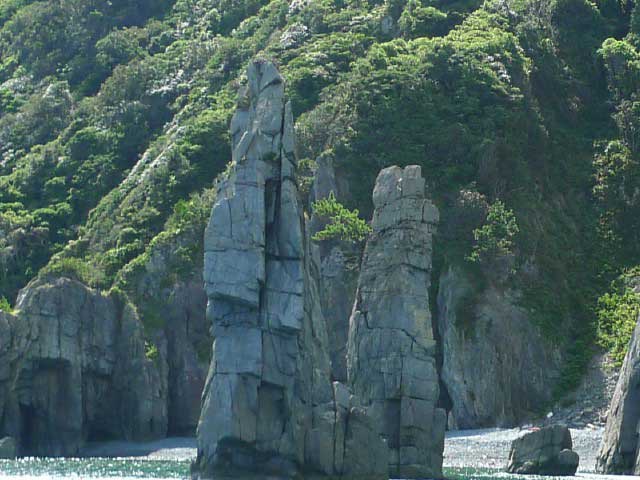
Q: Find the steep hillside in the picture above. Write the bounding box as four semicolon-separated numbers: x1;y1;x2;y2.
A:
1;0;639;439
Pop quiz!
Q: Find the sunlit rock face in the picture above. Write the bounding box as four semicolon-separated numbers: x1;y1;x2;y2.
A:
597;315;640;474
193;59;388;480
347;165;445;479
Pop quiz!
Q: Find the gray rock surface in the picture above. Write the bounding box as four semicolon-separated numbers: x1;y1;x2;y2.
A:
0;278;167;456
347;165;445;478
597;315;640;474
124;230;211;436
0;436;17;459
309;154;360;382
507;425;579;475
437;265;562;428
193;59;387;480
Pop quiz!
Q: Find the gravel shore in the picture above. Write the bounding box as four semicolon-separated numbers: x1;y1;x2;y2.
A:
79;437;197;460
444;427;604;473
77;426;605;474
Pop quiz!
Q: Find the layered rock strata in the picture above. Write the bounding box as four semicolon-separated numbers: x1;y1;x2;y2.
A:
347;165;445;478
193;59;387;480
597;315;640;474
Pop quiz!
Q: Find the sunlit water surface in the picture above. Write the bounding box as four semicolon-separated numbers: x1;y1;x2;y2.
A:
0;461;632;480
0;429;619;480
0;457;191;479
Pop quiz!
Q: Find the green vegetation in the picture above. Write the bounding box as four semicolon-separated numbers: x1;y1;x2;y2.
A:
597;290;640;366
0;296;11;313
145;341;160;361
467;201;520;266
312;193;372;242
596;269;640;367
0;0;638;398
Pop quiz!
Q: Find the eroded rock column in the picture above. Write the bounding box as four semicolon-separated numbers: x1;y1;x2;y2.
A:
347;165;445;479
194;59;387;480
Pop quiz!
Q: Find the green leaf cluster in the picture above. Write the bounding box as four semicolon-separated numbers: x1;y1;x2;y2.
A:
467;200;520;265
597;286;640;367
312;193;372;243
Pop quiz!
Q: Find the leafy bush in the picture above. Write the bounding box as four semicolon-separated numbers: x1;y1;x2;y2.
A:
398;1;449;38
40;256;107;288
311;192;372;242
145;340;159;361
0;296;12;312
597;289;640;366
467;200;520;265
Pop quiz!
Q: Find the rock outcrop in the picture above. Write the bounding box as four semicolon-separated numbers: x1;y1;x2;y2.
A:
347;165;445;479
597;315;640;474
507;425;579;475
0;278;167;456
0;437;17;459
437;265;562;428
193;59;387;480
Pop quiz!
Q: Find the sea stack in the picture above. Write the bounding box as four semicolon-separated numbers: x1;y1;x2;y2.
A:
193;59;387;480
347;165;445;478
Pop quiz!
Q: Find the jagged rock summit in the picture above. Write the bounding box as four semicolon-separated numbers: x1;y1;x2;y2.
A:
193;59;387;480
597;315;640;474
347;165;445;479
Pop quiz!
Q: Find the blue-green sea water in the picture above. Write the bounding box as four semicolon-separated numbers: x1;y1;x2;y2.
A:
0;461;615;480
0;458;191;479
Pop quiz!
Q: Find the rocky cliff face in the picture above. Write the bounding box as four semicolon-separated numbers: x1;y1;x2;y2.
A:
0;278;167;456
193;59;387;480
0;233;211;455
437;266;562;428
347;165;445;478
597;315;640;474
121;231;211;436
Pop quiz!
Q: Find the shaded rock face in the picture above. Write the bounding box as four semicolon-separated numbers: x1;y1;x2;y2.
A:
0;312;12;433
194;59;387;480
507;425;579;476
126;237;210;436
347;165;445;479
163;281;209;435
0;278;167;456
437;265;562;428
309;154;360;382
597;316;640;474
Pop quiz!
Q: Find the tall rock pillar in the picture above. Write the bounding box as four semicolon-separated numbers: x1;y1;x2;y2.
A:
347;165;445;478
194;59;388;480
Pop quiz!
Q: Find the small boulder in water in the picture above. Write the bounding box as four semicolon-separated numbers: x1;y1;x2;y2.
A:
0;437;17;459
507;425;579;475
